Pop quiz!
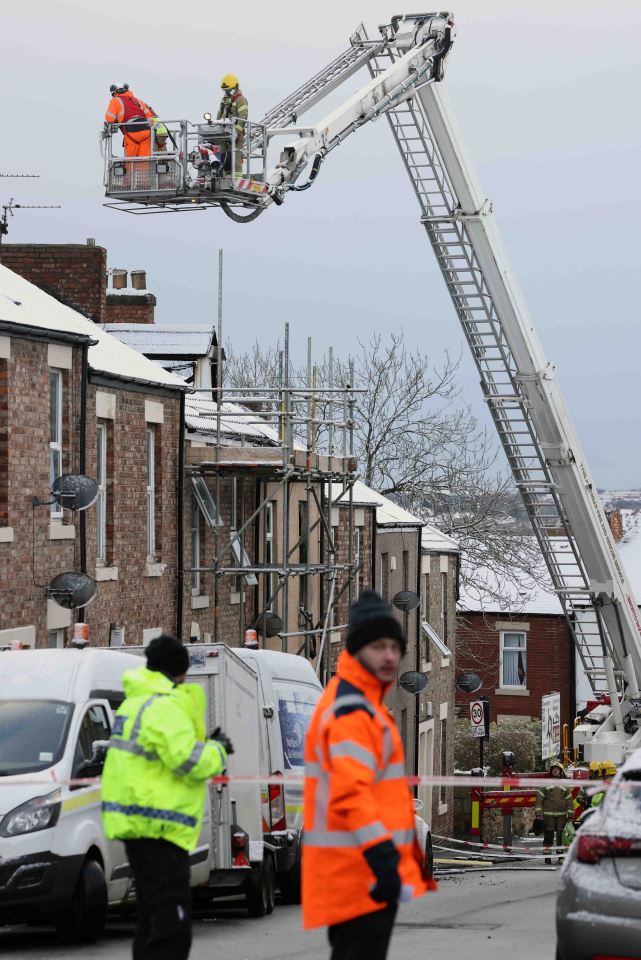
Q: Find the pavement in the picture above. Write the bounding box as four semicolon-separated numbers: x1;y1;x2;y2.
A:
0;868;558;960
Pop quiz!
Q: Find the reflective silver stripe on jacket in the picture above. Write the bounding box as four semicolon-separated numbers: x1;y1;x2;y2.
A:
107;739;159;761
176;740;206;776
109;694;165;760
305;761;322;778
375;762;406;782
329;740;377;772
392;828;416;846
305;820;389;848
322;694;375;727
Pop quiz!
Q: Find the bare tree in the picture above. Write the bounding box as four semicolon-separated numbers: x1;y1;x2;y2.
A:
225;332;550;608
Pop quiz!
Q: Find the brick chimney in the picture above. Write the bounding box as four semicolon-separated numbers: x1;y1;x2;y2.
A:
0;242;107;322
606;508;624;543
104;268;156;325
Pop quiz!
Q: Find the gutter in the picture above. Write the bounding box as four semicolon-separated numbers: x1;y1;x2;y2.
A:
0;319;96;348
90;369;191;396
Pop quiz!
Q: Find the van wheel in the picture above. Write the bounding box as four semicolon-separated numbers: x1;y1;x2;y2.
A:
55;858;107;943
246;857;275;917
279;845;301;904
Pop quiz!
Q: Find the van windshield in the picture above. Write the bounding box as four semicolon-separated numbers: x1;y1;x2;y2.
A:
274;682;320;769
0;700;74;775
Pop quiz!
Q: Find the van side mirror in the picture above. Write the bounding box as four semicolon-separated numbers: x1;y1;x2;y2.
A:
72;739;109;787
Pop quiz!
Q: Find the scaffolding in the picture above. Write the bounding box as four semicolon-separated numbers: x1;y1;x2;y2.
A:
185;322;360;684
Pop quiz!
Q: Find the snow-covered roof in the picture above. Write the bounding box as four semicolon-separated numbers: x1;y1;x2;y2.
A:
185;394;280;445
0;265;188;391
422;525;460;554
332;480;422;527
457;540;573;616
104;324;215;358
614;513;641;605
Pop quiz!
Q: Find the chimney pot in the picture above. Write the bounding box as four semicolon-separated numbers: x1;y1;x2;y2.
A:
86;238;96;246
130;269;146;290
112;269;127;290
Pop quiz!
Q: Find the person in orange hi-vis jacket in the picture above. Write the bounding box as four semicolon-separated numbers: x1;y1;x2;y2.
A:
303;590;436;960
104;83;156;157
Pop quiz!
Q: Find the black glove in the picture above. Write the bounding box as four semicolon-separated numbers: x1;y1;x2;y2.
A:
532;817;544;836
210;727;234;755
364;839;401;905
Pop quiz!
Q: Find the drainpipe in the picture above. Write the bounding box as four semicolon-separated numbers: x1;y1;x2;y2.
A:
414;529;422;783
79;343;89;576
176;391;185;641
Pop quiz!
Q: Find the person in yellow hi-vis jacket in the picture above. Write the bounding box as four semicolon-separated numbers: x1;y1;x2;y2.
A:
101;635;232;960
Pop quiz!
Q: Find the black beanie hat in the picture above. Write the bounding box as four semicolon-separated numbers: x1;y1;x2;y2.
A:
346;590;406;656
146;634;190;678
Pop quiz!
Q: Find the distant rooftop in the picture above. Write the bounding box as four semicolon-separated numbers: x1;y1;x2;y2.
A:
104;324;216;359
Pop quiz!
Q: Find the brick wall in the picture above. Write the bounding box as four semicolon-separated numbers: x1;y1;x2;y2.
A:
84;385;182;646
455;610;573;727
0;244;107;323
0;337;83;644
0;331;183;648
105;293;156;325
606;508;623;543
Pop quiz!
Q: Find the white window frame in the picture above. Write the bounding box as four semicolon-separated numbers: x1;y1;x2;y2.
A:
191;475;222;527
96;421;107;563
48;628;65;649
500;630;528;690
264;500;274;611
422;620;452;660
191;493;201;595
354;527;361;600
49;369;63;518
146;426;155;559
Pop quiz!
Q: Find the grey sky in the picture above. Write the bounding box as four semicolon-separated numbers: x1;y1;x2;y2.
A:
3;0;641;487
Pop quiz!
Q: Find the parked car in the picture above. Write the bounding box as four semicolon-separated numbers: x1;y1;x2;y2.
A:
413;799;434;879
556;747;641;960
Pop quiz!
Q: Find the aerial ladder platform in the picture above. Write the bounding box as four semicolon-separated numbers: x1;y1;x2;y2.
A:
103;14;641;761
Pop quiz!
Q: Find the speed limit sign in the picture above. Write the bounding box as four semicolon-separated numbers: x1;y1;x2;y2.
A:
470;699;486;738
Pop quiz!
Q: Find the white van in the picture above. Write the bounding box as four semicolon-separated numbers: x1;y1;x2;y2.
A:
235;648;323;903
0;645;272;940
0;649;141;940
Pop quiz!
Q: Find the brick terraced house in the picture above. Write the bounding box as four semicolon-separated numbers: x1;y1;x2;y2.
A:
0;261;187;649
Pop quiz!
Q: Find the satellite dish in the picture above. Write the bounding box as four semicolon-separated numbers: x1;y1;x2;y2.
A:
51;474;99;512
393;590;420;612
47;572;97;610
398;671;428;694
252;611;283;638
456;672;483;694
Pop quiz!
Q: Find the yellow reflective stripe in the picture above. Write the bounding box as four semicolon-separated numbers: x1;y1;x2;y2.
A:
62;788;101;814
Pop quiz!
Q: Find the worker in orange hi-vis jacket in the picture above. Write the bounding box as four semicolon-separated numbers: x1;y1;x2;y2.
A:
303;590;435;960
104;83;156;157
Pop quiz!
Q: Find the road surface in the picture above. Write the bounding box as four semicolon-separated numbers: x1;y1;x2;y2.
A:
0;867;558;960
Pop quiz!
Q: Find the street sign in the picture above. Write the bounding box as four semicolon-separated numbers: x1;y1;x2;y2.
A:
541;692;561;761
470;699;486;738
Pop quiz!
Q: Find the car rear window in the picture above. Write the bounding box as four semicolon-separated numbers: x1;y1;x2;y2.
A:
603;776;641;836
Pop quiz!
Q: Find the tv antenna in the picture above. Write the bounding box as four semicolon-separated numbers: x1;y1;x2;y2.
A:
0;173;39;178
1;197;62;242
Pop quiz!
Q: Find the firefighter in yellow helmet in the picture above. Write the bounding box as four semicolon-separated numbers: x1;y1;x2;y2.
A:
217;73;248;175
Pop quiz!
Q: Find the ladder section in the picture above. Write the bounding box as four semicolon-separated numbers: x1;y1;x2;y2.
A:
260;38;385;133
362;37;612;696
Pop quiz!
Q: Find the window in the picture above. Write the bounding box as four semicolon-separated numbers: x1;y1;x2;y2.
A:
501;631;527;688
422;621;451;660
191;493;201;594
48;628;65;649
264;501;275;611
72;704;111;784
400;708;408;751
422;571;430;618
230;478;240;593
439;718;448;805
353;527;361;599
146;427;155;558
49;370;63;518
441;571;448;639
96;421;107;563
381;553;389;600
298;502;309;626
191;475;222;527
